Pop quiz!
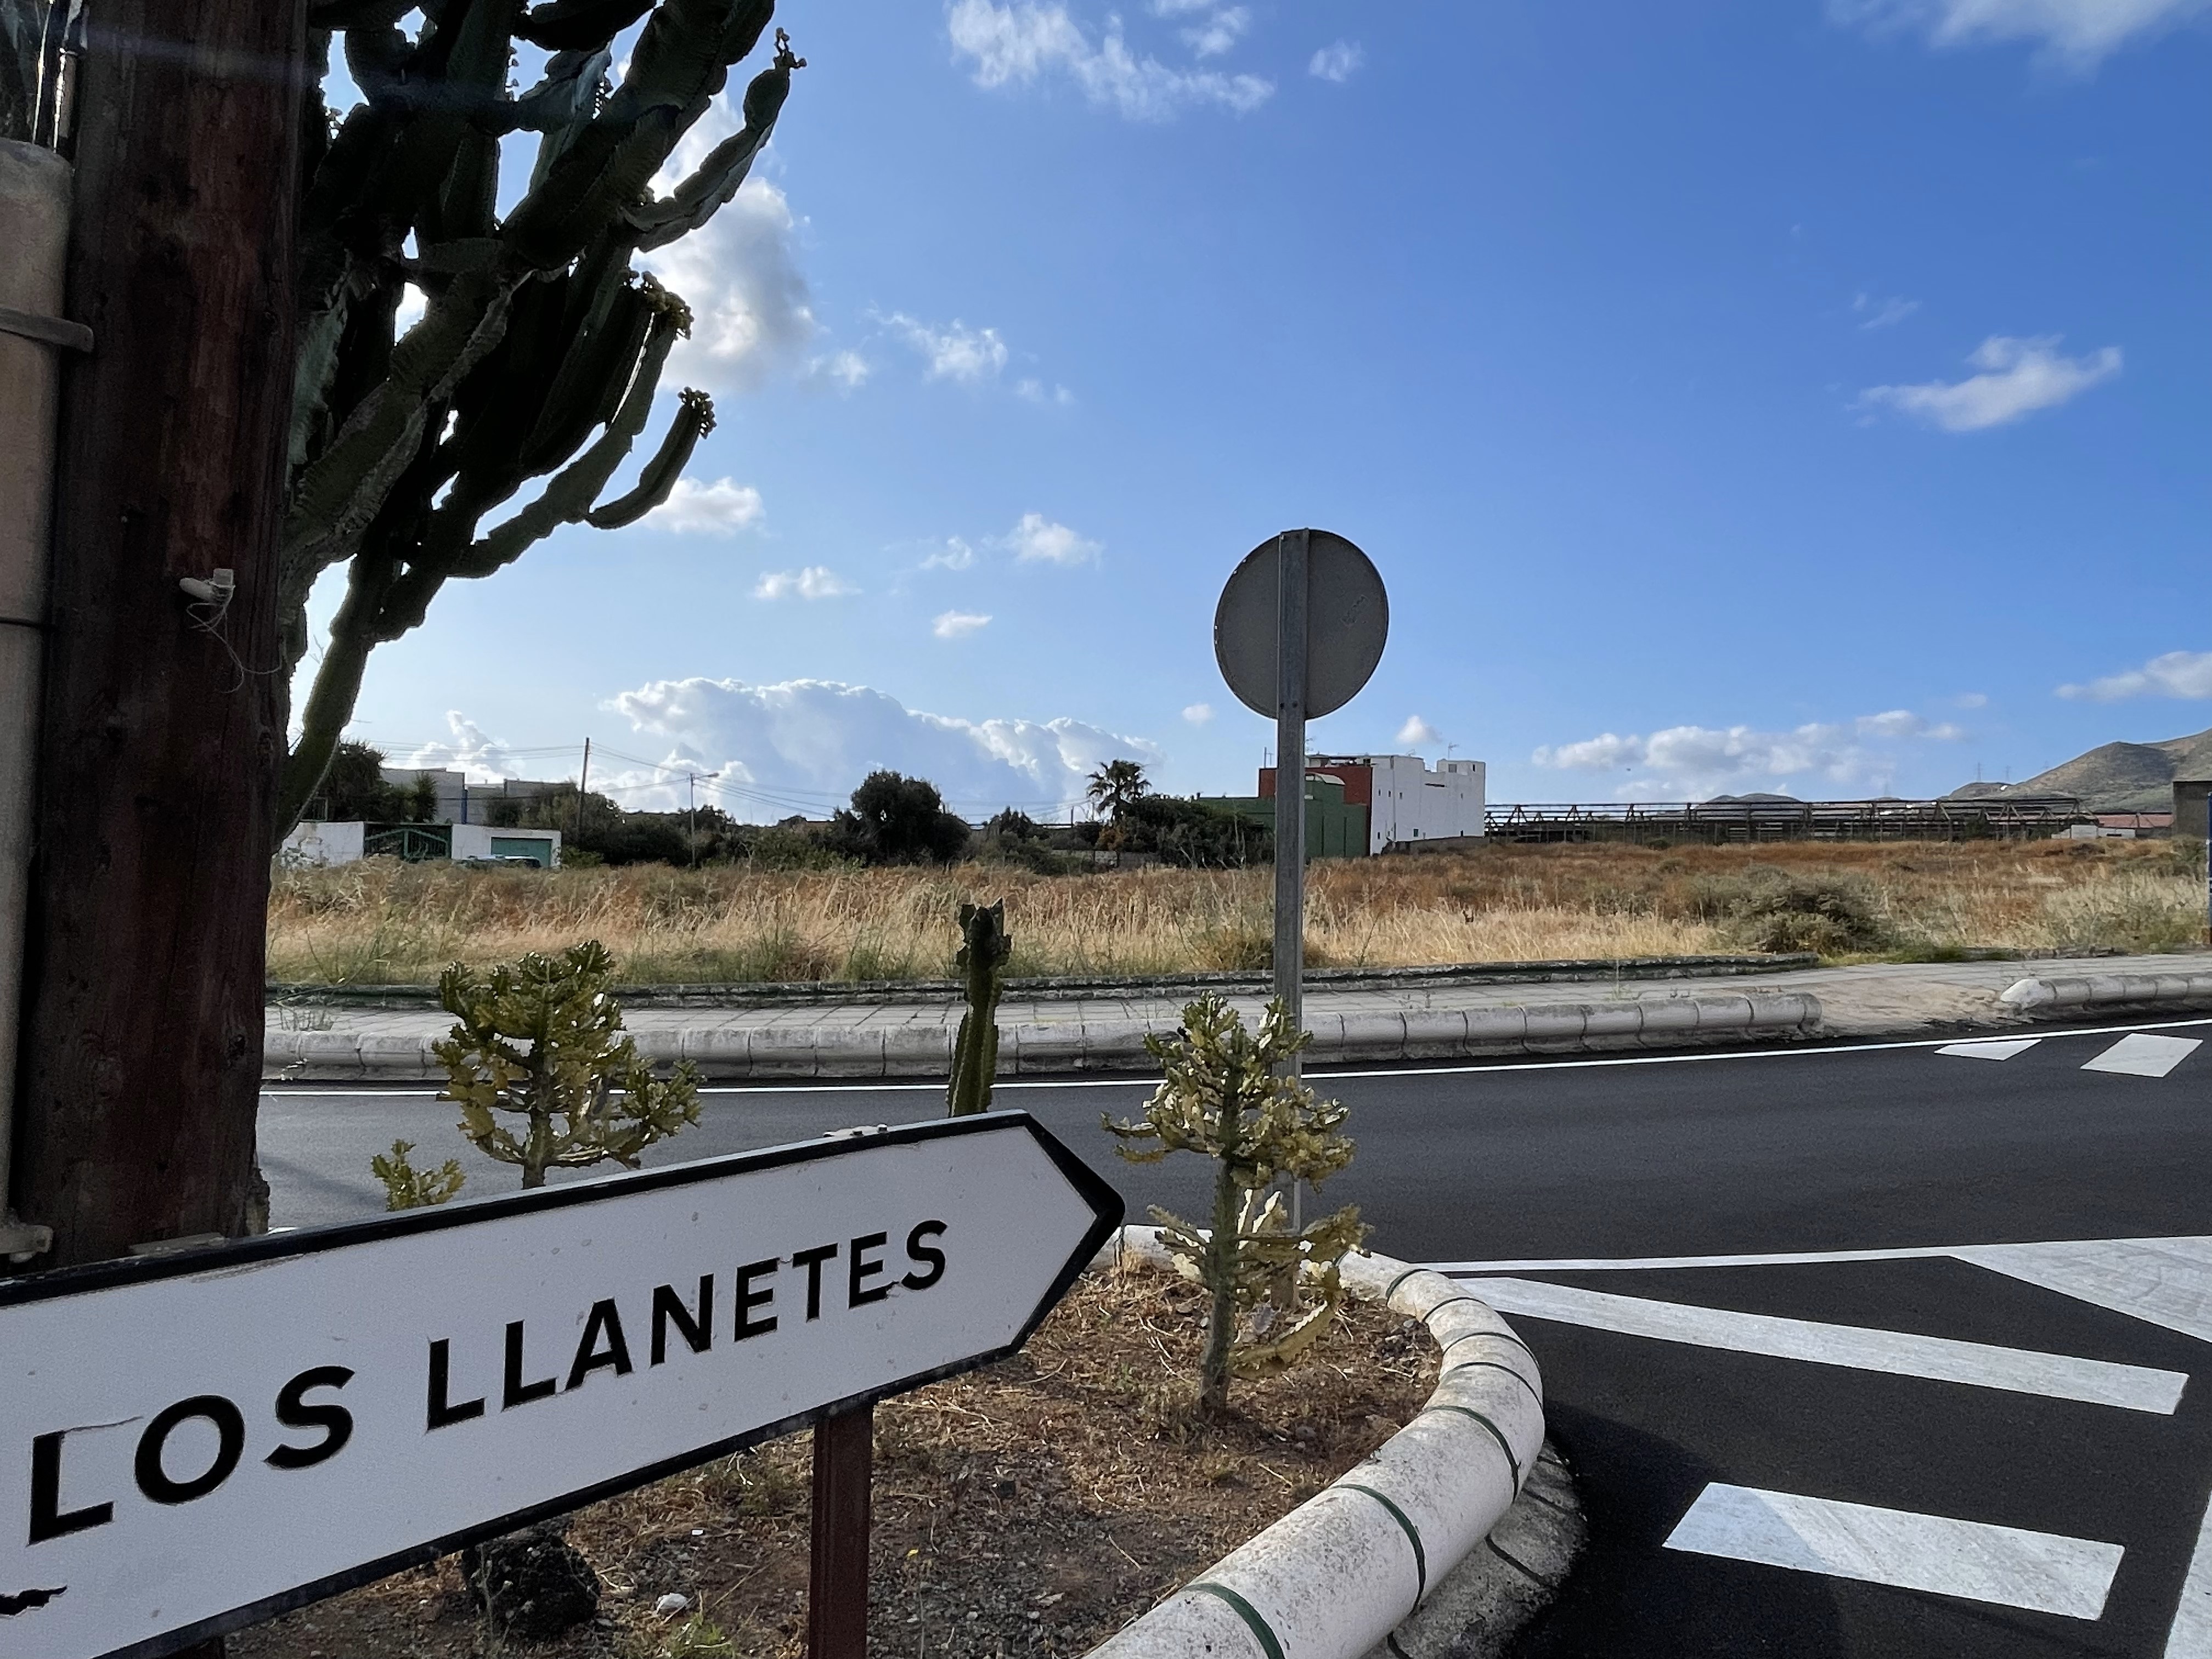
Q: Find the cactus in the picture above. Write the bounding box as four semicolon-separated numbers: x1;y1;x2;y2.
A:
1105;995;1368;1418
947;900;1009;1116
432;939;701;1188
273;4;806;839
370;1138;467;1210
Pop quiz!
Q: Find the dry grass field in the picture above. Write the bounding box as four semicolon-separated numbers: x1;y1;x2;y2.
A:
264;837;2209;987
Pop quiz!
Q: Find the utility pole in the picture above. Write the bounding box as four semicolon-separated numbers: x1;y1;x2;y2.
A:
9;0;307;1294
575;736;591;849
688;771;699;866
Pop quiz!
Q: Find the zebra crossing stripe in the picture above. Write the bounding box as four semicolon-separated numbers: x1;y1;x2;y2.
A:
1665;1483;2123;1619
1937;1038;2041;1060
2083;1033;2203;1079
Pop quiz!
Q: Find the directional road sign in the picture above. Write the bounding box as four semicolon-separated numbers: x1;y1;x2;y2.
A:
0;1113;1121;1659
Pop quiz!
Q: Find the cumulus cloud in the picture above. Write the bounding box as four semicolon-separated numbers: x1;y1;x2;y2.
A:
1000;512;1101;565
2057;649;2212;702
1853;292;1920;330
754;566;857;601
885;313;1009;383
922;537;977;571
1828;0;2210;66
610;675;1163;816
949;0;1274;121
1532;710;1968;798
1397;715;1444;748
809;349;871;391
404;712;525;784
641;477;764;536
1308;40;1363;81
1183;702;1215;724
640;177;815;393
1181;6;1250;57
1858;335;2121;431
934;610;994;638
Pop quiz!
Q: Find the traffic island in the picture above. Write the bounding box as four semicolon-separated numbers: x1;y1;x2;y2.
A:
228;1260;1463;1658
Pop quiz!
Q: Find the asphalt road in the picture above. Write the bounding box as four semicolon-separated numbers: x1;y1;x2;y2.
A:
259;1014;2212;1657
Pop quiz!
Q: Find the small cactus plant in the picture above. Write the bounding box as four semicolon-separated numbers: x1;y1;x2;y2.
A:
370;1139;467;1210
1105;995;1368;1417
431;940;701;1188
947;900;1009;1116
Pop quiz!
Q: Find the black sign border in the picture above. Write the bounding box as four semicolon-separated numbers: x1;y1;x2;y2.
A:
0;1110;1123;1659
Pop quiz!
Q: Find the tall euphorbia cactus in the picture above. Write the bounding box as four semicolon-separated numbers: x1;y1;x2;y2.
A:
275;0;804;837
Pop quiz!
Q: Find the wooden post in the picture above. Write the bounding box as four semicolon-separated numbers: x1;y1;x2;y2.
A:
11;0;304;1280
808;1403;874;1657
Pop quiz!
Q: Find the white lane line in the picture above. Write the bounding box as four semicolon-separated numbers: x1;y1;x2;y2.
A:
1465;1277;2186;1413
1665;1483;2123;1620
1958;1238;2212;1346
1938;1038;2041;1060
1434;1244;1962;1274
2165;1482;2212;1656
2083;1032;2203;1079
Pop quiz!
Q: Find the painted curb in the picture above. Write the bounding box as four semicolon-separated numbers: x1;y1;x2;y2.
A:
1999;971;2212;1014
262;991;1822;1081
1080;1227;1543;1659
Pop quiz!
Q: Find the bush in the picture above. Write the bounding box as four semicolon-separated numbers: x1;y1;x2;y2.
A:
826;771;973;865
1116;795;1272;868
1677;866;1891;955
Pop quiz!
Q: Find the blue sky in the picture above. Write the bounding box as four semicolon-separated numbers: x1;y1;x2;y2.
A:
328;0;2212;820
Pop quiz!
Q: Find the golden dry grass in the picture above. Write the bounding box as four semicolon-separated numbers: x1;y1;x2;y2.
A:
264;837;2209;987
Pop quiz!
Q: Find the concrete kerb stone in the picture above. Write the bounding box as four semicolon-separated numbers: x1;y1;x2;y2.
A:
1081;1228;1545;1659
262;992;1822;1080
2000;971;2212;1015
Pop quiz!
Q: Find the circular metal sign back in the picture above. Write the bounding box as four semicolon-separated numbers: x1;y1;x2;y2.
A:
1213;529;1388;720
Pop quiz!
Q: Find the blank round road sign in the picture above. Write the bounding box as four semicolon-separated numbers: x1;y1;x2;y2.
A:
1213;529;1388;720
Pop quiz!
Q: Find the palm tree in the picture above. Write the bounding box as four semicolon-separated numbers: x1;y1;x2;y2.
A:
1086;759;1151;822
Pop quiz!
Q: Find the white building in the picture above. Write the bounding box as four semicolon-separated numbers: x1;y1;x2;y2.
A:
280;821;563;868
1305;754;1486;854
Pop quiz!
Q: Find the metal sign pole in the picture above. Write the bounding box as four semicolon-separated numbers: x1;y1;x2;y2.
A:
1272;528;1308;1076
808;1402;874;1658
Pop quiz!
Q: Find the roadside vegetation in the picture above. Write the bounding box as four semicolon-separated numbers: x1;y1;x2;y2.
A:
266;837;2206;988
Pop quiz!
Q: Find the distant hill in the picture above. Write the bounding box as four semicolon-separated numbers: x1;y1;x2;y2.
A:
1949;726;2212;814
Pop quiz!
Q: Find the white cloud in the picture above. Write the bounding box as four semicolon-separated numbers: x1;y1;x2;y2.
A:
1853;292;1920;330
1829;0;2210;66
1309;40;1364;81
885;313;1009;383
404;712;524;785
641;477;764;536
1532;710;1968;798
1182;6;1250;57
1397;715;1444;748
1000;511;1101;565
2057;649;2212;701
640;178;816;393
395;283;427;335
754;566;857;601
1016;377;1076;405
1858;335;2120;432
1183;702;1215;724
949;0;1275;121
1955;691;1991;709
934;609;994;638
610;675;1163;816
809;349;871;391
922;537;977;571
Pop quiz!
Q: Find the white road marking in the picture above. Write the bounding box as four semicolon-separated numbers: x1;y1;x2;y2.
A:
1938;1038;2041;1060
1462;1277;2185;1412
1434;1244;1962;1274
2083;1033;2203;1079
2165;1483;2212;1656
1957;1238;2212;1346
1664;1483;2124;1620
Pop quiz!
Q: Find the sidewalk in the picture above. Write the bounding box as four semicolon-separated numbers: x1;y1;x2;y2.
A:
264;951;2212;1082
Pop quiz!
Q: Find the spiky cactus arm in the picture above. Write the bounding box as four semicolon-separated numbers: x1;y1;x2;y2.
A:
272;3;800;841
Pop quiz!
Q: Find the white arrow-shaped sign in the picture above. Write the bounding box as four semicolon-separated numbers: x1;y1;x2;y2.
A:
0;1111;1121;1659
